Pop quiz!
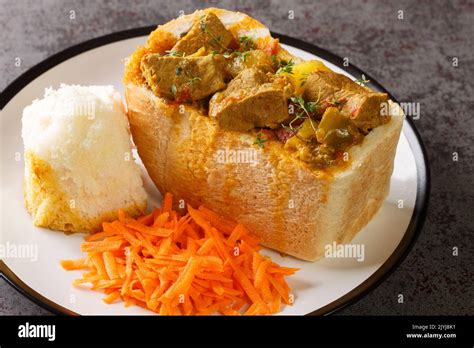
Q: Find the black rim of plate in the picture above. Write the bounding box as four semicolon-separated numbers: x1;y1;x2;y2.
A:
0;27;430;316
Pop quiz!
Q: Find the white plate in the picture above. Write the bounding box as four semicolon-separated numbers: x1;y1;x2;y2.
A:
0;30;429;315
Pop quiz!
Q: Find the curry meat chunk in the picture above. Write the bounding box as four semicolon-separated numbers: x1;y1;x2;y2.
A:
303;71;389;133
225;50;275;77
209;68;293;131
141;53;227;101
171;13;235;55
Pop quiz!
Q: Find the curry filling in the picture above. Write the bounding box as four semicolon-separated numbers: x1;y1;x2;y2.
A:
136;13;390;169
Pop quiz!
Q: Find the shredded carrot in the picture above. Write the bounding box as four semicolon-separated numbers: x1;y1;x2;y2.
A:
162;192;173;213
103;252;119;279
103;291;120;304
61;193;298;315
197;206;236;235
60;259;88;270
81;239;122;253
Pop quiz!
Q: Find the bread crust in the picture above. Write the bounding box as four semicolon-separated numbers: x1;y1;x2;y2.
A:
124;8;405;261
125;83;403;261
23;151;146;233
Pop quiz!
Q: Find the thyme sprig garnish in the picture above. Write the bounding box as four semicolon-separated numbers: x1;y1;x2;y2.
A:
281;95;320;141
281;123;303;136
165;50;185;57
239;35;255;50
212;49;250;62
186;76;201;85
354;74;370;86
170;84;177;96
276;59;294;74
211;50;232;58
291;96;319;118
234;51;250;62
253;133;268;148
329;96;347;108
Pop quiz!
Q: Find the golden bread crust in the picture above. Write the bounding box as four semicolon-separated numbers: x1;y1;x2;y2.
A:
125;83;404;260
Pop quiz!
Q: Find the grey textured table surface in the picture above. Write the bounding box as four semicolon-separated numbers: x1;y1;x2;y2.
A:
1;0;473;315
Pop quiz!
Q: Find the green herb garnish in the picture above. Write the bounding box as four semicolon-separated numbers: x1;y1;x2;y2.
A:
253;133;268;148
175;67;183;76
165;50;184;57
291;96;318;116
235;51;250;62
187;76;201;85
199;15;207;32
354;74;370;86
281;96;319;140
281;124;302;136
239;35;255;50
330;96;346;108
212;50;232;58
170;84;177;95
276;59;294;74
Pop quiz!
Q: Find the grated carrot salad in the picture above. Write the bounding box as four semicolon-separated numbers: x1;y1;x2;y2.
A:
61;193;298;315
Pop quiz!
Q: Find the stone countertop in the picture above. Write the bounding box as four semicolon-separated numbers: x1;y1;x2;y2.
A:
1;0;473;315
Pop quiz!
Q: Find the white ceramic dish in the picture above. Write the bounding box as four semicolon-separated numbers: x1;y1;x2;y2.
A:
0;29;429;315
